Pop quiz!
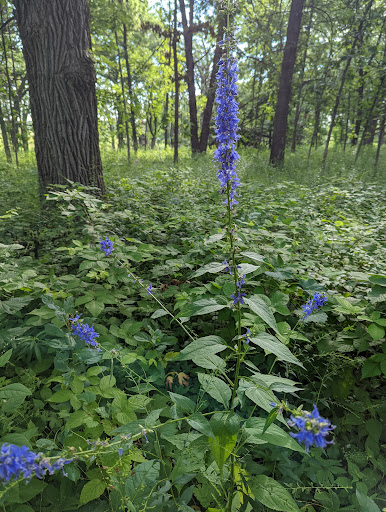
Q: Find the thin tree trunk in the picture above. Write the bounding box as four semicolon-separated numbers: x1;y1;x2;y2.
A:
374;113;385;172
122;19;138;152
0;102;12;162
199;11;225;152
322;0;374;170
1;10;18;166
291;0;314;152
270;0;305;165
179;0;199;152
343;94;350;151
14;0;105;195
115;30;131;162
173;0;179;163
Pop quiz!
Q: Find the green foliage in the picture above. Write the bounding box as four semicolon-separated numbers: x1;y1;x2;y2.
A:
0;150;385;511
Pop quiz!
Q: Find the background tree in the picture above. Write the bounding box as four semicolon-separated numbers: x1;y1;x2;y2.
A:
13;0;105;195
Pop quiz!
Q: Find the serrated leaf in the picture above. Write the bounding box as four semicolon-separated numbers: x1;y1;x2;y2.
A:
0;349;12;367
191;262;227;278
249;334;304;368
245;296;279;333
368;275;386;287
85;300;104;317
79;479;106;505
187;413;216;439
198;373;231;408
368;323;385;341
355;489;381;512
48;389;73;403
169;392;196;413
249;475;300;511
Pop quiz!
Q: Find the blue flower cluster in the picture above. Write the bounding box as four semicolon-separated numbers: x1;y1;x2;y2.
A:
231;274;246;305
301;292;327;320
70;315;101;351
0;444;72;483
288;404;335;452
214;58;240;207
100;237;114;256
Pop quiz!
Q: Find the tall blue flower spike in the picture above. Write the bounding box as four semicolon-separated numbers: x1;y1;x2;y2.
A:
214;57;240;207
100;237;114;256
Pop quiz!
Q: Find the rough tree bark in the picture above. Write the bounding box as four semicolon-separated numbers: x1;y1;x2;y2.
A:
13;0;105;195
0;102;12;162
269;0;305;166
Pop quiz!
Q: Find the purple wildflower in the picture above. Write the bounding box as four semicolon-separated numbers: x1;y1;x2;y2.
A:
231;292;246;306
214;58;240;207
100;237;114;256
0;444;72;483
288;404;335;453
223;259;232;275
70;318;101;351
301;292;328;321
146;283;152;296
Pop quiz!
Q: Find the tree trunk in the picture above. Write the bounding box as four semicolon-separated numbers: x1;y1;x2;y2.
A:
14;0;105;195
291;0;313;152
269;0;305;165
0;102;12;162
199;11;225;153
179;0;199;153
115;29;131;161
1;10;18;166
122;22;138;152
173;0;179;163
374;113;385;172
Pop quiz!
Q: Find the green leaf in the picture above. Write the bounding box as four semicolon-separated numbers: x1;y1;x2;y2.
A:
85;300;104;317
79;479;106;505
250;475;300;511
0;349;12;367
361;358;382;379
244;417;305;453
187;413;216;439
262;407;280;434
237;263;260;275
245;296;279;333
355;489;381;512
169;392;196;413
100;375;116;389
177;298;227;318
270;292;290;315
249;334;304;368
368;275;386;287
48;389;73;403
0;383;32;399
176;336;227;369
125;461;160;505
151;309;169;319
368;323;385;341
197;373;231;408
208;432;237;475
191;261;227;278
66;410;89;429
241;251;267;265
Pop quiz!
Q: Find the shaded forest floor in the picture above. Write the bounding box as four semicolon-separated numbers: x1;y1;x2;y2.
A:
0;146;385;510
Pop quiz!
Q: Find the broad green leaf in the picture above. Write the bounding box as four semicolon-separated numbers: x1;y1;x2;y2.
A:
249;334;304;368
0;349;12;367
249;475;299;511
237;263;260;275
355;489;381;512
169;392;196;413
79;479;106;505
192;352;226;371
125;461;160;505
0;383;32;399
100;375;116;389
191;262;227;278
151;309;169;319
85;300;104;317
198;373;231;408
368;275;386;287
66;410;89;429
368;323;385;341
245;296;279;333
361;358;382;379
244;418;305;453
176;336;227;362
208;433;237;475
48;389;73;403
187;413;216;439
177;298;227;318
241;251;267;265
